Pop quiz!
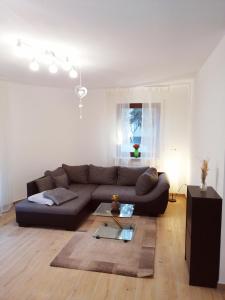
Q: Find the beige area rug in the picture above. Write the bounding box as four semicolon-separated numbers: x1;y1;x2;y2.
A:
50;215;157;278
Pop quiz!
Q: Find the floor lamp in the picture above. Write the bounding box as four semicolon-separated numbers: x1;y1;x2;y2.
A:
169;192;176;202
166;148;179;203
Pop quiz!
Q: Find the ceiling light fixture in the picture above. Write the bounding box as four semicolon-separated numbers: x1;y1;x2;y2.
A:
48;63;58;74
62;56;71;71
48;52;58;74
29;58;39;71
76;86;88;99
15;39;23;57
14;39;89;118
69;67;78;79
14;39;82;80
75;70;88;119
15;39;33;58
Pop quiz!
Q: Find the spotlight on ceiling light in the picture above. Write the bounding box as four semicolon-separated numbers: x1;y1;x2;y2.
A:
69;67;78;79
15;39;25;57
29;58;39;71
41;50;53;65
49;63;58;74
62;57;71;71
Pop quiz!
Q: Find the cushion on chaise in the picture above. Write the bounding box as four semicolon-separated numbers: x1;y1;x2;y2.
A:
44;188;78;205
28;192;54;206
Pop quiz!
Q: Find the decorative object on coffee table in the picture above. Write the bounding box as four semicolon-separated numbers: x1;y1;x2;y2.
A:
93;203;135;241
200;159;209;192
111;194;120;214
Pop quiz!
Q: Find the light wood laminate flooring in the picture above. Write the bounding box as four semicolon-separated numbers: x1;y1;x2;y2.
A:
0;196;224;300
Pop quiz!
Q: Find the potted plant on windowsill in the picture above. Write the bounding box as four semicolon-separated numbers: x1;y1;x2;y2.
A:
132;144;140;158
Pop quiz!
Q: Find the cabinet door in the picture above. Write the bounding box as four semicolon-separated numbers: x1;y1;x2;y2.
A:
185;231;191;270
186;191;192;234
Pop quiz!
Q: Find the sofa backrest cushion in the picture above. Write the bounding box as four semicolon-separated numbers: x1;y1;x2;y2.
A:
35;176;54;192
117;166;148;186
44;167;65;178
52;173;69;189
135;167;159;195
62;164;89;184
88;164;117;185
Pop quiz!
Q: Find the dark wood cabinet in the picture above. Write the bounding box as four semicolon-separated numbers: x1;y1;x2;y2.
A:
185;185;222;288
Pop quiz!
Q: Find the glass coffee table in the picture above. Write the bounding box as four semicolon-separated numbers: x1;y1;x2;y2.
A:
92;203;135;242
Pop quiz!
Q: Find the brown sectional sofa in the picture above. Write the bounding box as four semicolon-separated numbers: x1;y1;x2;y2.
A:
15;164;170;230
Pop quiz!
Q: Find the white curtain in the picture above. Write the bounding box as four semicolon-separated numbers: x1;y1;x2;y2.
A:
115;103;131;166
115;102;161;168
141;103;161;168
109;87;163;168
0;84;12;213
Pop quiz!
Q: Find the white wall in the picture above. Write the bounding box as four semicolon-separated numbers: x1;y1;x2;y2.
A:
1;81;108;202
191;35;225;283
163;85;192;192
0;82;11;211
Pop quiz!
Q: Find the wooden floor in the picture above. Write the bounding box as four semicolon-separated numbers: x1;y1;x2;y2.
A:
0;196;224;300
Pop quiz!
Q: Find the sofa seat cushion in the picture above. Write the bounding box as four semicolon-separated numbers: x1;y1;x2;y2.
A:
16;184;98;216
117;166;148;186
91;176;167;205
91;185;136;203
88;165;117;185
16;198;80;216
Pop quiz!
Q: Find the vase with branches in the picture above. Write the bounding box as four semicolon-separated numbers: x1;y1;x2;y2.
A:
200;159;209;192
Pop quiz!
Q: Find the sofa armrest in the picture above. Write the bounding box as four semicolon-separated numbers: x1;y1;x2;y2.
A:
27;178;40;197
133;172;170;215
152;172;170;197
135;172;170;202
134;173;170;202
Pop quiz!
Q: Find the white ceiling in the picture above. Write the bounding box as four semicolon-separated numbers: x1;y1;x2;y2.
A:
0;0;225;89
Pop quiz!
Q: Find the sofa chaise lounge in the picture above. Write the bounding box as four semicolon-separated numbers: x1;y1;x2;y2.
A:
15;164;170;230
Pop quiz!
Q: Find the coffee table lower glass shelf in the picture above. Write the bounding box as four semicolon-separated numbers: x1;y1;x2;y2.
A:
93;222;135;242
92;203;135;242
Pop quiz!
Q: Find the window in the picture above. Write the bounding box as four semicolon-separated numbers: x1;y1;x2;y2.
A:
129;103;142;147
116;102;161;164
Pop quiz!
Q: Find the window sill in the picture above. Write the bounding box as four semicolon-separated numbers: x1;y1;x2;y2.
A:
117;157;150;160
